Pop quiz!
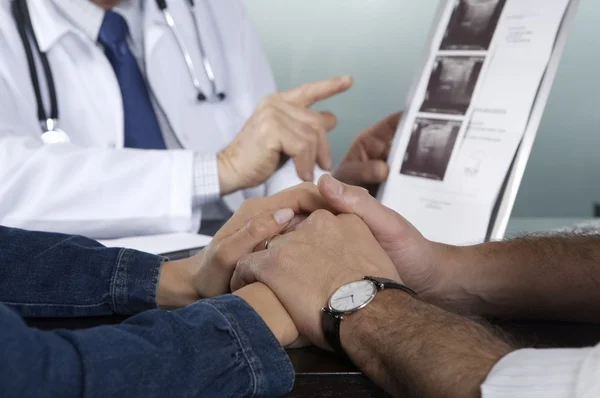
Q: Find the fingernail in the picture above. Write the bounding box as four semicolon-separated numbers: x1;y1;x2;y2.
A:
377;162;389;179
305;172;314;181
325;176;343;197
274;208;294;225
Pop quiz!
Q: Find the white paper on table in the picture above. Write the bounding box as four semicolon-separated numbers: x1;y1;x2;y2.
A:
99;233;213;255
380;0;573;245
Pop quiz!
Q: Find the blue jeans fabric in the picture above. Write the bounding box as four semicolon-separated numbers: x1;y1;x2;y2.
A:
0;226;294;397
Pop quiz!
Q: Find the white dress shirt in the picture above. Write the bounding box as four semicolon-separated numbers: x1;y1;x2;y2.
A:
482;343;600;397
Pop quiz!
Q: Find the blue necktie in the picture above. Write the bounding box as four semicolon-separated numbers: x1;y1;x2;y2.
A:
98;11;166;150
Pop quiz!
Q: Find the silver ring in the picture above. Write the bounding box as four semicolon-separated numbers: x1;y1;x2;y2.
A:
264;235;276;250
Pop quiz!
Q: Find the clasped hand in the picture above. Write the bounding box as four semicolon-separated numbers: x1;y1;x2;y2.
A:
166;175;450;350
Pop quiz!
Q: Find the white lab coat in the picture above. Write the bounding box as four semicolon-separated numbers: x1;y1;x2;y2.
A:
0;0;306;239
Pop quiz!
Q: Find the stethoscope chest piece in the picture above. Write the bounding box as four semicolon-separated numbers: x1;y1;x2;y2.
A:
41;129;70;145
41;119;70;144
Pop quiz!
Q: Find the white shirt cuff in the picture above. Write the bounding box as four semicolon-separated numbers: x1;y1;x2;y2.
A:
192;153;221;207
481;346;600;398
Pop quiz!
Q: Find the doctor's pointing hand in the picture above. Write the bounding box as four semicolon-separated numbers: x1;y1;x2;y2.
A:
218;76;352;195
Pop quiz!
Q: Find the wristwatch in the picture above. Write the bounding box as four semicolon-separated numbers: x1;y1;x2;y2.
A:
322;276;418;356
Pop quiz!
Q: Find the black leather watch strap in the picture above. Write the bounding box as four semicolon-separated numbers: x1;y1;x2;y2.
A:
322;307;344;354
364;276;419;297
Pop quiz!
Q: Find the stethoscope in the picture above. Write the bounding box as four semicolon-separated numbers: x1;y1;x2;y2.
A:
155;0;226;103
11;0;226;144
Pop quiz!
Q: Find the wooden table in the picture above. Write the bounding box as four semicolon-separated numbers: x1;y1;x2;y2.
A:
26;317;600;397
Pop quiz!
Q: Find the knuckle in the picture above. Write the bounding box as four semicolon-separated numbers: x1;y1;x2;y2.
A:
263;106;277;119
262;118;279;134
245;218;271;240
212;242;228;265
310;209;335;225
305;130;318;144
260;95;276;108
301;134;315;147
297;139;310;151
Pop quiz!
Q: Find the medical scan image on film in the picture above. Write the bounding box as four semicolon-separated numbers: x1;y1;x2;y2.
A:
400;118;462;181
441;0;508;51
420;56;484;115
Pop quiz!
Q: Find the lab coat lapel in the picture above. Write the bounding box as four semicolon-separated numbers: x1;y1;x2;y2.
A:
143;0;192;147
142;0;167;62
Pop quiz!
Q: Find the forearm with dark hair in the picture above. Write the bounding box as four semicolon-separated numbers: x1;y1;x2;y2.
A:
443;234;600;322
342;290;513;398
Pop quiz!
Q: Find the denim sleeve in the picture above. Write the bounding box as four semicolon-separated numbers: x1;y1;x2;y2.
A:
0;226;162;317
0;295;294;398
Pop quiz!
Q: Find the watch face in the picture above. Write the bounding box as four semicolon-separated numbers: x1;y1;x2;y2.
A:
329;280;377;313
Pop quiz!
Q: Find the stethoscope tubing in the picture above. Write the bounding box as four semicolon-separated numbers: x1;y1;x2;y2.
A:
156;0;225;102
12;0;226;137
12;0;59;133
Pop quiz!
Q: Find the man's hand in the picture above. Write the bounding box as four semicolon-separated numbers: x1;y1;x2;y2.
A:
231;210;400;349
317;174;452;304
192;182;330;299
319;174;600;323
218;76;353;194
334;112;402;191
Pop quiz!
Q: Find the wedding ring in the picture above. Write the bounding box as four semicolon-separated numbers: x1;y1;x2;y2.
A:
264;235;276;250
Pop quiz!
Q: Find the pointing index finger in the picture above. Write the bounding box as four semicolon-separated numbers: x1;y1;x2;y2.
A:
282;76;353;108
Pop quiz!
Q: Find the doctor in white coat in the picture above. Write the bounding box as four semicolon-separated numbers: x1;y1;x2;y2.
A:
0;0;401;239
